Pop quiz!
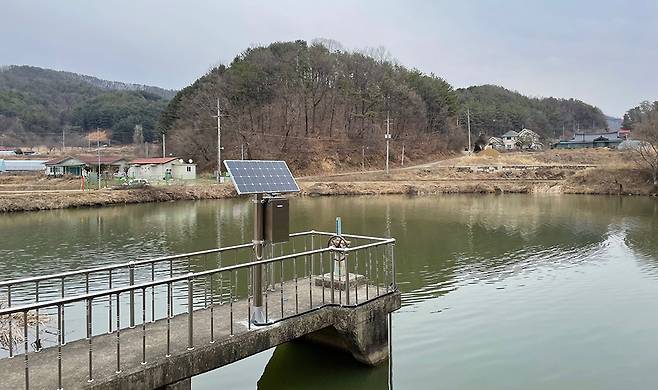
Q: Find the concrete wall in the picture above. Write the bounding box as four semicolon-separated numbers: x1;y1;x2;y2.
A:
128;162;197;181
89;292;400;389
172;164;196;180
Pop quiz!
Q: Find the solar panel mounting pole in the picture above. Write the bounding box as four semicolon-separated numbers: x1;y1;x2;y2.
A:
252;193;266;324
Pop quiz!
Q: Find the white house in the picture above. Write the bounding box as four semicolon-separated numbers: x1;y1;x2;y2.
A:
517;128;542;150
501;130;519;150
128;157;197;181
0;159;47;172
487;136;504;150
0;147;19;156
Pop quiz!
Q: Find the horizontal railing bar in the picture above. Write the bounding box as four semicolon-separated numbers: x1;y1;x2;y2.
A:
0;240;393;315
311;230;392;242
0;242;252;288
0;231;388;289
0;232;328;288
341;239;395;252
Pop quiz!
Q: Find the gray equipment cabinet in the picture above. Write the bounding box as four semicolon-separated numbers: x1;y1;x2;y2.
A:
264;196;289;243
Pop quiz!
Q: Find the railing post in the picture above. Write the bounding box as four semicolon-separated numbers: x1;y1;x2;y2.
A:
24;311;28;390
108;270;112;333
330;251;335;304
142;287;147;365
166;282;171;357
87;297;93;383
57;304;63;390
129;261;135;328
115;293;121;374
391;242;396;290
210;274;215;344
7;285;12;358
187;274;194;350
345;250;350;305
35;281;40;351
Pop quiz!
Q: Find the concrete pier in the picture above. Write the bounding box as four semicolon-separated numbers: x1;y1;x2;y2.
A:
0;280;400;389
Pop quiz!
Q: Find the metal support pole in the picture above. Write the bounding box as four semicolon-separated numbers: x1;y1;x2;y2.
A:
251;194;266;325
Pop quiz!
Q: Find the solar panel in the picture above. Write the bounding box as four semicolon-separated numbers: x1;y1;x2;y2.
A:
224;160;300;195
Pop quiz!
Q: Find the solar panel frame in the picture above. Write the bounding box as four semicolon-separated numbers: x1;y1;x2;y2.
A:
224;160;300;195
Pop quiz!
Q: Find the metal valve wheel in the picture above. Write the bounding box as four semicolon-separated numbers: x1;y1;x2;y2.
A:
328;235;350;262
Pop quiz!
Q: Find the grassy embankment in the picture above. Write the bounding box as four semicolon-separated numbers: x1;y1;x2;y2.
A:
0;149;655;213
300;149;657;196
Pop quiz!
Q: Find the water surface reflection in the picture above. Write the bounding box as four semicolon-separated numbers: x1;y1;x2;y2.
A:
1;195;658;389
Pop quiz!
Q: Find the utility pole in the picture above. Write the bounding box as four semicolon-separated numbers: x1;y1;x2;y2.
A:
401;143;405;166
385;111;391;174
467;108;472;156
362;145;365;171
97;139;101;190
162;133;166;157
62;127;65;152
216;98;222;183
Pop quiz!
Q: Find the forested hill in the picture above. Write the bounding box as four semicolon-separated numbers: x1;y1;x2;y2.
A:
0;65;174;145
160;40;609;171
159;40;464;171
456;85;607;139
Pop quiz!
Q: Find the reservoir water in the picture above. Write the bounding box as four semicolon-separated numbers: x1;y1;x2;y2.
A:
1;195;657;389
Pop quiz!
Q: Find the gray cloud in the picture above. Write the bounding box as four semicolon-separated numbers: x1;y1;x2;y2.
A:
1;0;656;116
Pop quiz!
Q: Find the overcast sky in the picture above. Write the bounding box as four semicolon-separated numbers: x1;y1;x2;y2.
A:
1;0;657;116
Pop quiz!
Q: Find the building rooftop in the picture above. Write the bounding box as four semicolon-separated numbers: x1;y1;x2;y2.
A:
568;131;623;143
78;156;125;165
45;156;80;165
502;130;519;137
130;157;179;165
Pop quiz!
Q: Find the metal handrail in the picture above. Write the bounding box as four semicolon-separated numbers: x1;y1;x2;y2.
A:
0;232;396;390
0;238;395;316
0;231;327;288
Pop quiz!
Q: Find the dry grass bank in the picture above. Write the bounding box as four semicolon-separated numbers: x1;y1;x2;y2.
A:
0;185;237;213
0;149;655;213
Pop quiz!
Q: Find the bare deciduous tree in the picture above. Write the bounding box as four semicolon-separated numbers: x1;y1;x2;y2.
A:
631;108;658;186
